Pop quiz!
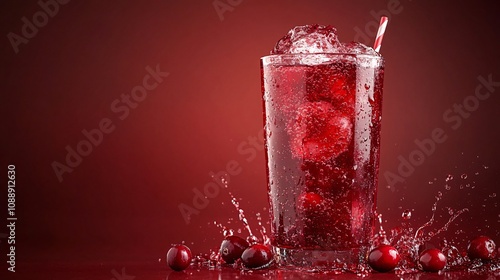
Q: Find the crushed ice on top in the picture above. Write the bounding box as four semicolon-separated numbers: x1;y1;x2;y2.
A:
272;24;379;56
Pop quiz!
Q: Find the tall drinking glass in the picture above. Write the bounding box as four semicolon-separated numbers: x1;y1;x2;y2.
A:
261;53;384;267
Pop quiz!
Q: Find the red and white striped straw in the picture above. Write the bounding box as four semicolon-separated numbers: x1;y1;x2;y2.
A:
373;16;389;52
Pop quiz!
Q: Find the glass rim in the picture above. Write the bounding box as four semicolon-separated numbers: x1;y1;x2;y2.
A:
261;53;384;64
261;53;383;59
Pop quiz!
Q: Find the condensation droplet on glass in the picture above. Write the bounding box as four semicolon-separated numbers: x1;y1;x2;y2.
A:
445;184;451;191
461;174;467;179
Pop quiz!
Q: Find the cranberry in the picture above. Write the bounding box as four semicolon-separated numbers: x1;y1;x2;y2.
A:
419;248;446;272
241;244;273;269
166;244;192;271
368;245;400;272
467;236;496;261
219;235;249;264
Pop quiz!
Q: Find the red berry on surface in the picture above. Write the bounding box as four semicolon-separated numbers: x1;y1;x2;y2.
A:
241;244;273;269
368;245;400;272
219;235;249;264
419;248;446;272
167;245;192;271
467;236;496;261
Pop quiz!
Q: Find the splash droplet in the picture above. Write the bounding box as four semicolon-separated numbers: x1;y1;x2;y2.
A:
445;174;453;182
436;191;443;199
402;209;412;220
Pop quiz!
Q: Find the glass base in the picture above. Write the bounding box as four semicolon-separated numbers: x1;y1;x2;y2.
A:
272;246;368;270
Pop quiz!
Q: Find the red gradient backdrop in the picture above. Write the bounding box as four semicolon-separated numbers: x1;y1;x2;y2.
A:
1;0;499;274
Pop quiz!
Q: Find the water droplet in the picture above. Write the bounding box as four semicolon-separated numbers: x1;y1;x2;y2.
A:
490;193;497;198
461;173;467;179
402;209;412;220
445;174;453;182
445;184;451;190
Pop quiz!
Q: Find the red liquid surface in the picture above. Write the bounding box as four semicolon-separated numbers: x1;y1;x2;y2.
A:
262;54;384;251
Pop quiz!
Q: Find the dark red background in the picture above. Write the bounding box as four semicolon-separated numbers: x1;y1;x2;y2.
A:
1;0;499;278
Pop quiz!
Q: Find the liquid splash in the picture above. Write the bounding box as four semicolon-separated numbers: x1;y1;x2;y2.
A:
188;173;498;276
193;177;272;269
373;191;496;276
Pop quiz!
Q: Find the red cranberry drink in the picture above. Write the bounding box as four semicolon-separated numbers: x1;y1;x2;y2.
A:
261;25;384;267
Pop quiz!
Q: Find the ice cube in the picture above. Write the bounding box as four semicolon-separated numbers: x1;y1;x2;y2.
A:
305;63;356;115
272;25;344;55
343;41;380;56
289;101;352;162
